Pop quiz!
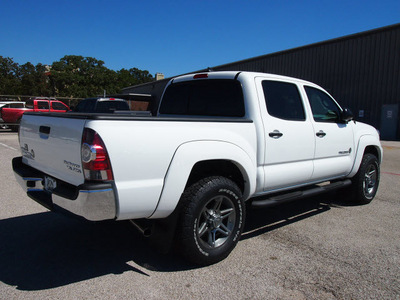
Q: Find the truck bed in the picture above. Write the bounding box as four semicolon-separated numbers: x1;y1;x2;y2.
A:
18;111;256;220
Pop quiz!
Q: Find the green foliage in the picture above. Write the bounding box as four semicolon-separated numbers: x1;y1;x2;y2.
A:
19;62;52;96
0;55;154;98
0;56;21;94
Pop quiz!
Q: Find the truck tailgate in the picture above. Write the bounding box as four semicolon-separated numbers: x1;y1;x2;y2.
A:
19;113;86;186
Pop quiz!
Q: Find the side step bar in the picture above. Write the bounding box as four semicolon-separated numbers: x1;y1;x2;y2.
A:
251;179;352;208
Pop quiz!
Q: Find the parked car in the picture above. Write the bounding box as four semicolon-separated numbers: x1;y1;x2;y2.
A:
72;97;130;113
1;97;69;131
0;101;26;129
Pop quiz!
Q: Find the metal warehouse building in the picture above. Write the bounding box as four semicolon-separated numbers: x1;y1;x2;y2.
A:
122;23;400;140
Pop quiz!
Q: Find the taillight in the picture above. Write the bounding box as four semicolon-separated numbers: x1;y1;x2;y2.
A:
193;73;208;79
81;128;113;181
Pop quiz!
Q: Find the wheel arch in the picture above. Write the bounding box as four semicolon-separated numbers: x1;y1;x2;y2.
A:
348;135;383;178
149;140;257;219
363;145;381;163
186;160;246;192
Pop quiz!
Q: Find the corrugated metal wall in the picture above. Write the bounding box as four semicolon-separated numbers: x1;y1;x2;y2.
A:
123;23;400;139
212;24;400;132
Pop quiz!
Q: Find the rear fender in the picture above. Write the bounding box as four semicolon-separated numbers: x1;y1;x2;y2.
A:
150;140;256;218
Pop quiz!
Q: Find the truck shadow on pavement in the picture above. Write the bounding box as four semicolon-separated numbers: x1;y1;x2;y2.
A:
242;192;343;240
0;212;180;290
0;192;347;291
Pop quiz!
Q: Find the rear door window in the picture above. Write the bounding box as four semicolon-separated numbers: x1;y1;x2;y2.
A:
160;79;245;117
37;101;49;110
262;81;305;121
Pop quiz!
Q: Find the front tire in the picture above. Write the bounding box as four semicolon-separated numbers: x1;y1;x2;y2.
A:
351;153;380;204
177;176;245;265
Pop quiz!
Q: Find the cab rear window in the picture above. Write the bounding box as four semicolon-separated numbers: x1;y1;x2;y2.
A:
159;79;245;117
96;101;129;112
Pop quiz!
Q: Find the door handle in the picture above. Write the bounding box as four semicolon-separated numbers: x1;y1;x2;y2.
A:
269;130;283;138
39;125;51;140
316;130;326;138
39;126;51;135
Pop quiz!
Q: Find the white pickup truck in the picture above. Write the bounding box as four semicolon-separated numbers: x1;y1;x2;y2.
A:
13;71;382;265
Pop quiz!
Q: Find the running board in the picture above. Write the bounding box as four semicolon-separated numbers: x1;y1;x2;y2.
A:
251;179;352;208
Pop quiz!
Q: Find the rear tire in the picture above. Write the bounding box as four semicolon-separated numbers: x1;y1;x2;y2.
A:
350;153;380;204
177;176;245;265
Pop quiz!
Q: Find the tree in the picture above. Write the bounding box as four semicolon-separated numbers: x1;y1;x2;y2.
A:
0;56;21;94
51;55;107;98
19;62;51;96
0;55;154;98
34;63;52;96
117;68;154;88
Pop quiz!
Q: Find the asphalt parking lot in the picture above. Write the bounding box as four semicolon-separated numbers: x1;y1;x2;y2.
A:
0;129;399;299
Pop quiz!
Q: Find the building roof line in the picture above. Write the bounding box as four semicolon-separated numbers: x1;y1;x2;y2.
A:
210;23;400;70
122;23;400;91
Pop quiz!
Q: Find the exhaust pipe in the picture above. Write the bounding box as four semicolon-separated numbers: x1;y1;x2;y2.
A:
129;220;152;237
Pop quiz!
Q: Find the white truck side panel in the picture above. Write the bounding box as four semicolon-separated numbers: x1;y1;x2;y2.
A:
85;119;257;220
151;140;257;218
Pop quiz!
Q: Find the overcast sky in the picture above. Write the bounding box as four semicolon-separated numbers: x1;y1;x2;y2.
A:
1;0;399;78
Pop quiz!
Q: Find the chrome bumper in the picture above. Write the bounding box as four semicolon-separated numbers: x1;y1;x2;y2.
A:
12;157;116;221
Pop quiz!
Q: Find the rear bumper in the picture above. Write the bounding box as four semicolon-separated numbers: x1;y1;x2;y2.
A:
12;157;116;221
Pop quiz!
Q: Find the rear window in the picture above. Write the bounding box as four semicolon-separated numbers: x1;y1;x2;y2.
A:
96;101;129;112
159;79;245;117
74;99;129;113
75;99;96;112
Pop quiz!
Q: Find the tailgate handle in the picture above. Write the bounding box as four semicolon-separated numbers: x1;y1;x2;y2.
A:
39;126;51;134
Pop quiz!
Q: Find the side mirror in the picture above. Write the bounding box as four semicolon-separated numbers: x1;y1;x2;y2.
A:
341;108;353;123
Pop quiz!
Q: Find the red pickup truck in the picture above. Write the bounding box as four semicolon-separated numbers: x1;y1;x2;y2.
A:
1;97;70;131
